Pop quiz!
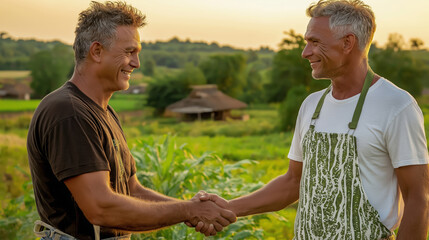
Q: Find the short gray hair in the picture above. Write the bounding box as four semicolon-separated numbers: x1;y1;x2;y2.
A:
73;1;146;65
306;0;376;52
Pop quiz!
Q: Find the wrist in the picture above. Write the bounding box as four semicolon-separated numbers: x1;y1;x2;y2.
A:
227;199;240;216
182;201;195;222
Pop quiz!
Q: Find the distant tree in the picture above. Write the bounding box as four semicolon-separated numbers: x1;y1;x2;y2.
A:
177;63;206;86
240;61;266;103
265;30;328;103
141;57;155;76
29;44;74;97
246;50;259;63
149;51;186;68
409;38;424;50
386;33;405;51
199;54;246;97
0;32;9;39
146;64;206;115
279;85;308;131
186;53;201;66
370;42;425;97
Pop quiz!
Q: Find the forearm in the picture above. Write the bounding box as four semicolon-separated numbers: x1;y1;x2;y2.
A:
397;196;429;239
91;192;190;231
228;173;300;217
395;164;429;240
131;185;177;202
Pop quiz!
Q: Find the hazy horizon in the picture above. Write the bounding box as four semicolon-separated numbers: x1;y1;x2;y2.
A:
1;0;428;51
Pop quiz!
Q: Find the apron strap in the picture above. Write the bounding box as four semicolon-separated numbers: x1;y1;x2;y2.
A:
348;68;375;129
311;85;332;120
311;67;375;130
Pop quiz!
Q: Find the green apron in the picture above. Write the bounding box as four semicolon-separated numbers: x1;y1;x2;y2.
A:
293;69;393;240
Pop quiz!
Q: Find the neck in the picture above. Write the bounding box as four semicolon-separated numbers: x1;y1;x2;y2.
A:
69;65;113;110
330;58;378;100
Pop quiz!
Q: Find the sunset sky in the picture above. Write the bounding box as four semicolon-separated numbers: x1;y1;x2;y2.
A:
1;0;428;50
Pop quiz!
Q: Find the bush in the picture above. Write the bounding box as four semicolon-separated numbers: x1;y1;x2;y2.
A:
279;85;308;131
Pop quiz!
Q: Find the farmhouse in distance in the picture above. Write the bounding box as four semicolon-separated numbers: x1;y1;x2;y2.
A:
166;84;248;121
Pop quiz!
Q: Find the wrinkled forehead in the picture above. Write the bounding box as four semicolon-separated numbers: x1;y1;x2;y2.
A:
114;26;142;48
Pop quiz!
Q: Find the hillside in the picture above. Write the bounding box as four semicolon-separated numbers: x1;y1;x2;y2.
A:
0;33;275;71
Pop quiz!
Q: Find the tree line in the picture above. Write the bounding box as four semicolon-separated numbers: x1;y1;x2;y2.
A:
2;31;427;131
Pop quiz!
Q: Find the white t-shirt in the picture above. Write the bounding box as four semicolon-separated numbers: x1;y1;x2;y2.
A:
288;78;429;230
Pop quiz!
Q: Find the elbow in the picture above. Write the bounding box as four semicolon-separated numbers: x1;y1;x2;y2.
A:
85;207;107;226
84;205;109;226
82;194;118;227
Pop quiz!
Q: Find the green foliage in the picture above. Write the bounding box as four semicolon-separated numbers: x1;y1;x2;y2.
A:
370;41;426;97
240;61;267;104
29;44;74;97
130;135;280;239
199;54;246;97
146;65;206;114
0;181;38;240
141;37;274;54
141;57;156;76
0;137;36;240
0;34;66;70
267;30;328;131
279;85;308;131
0;144;30;203
1;103;429;239
265;30;328;103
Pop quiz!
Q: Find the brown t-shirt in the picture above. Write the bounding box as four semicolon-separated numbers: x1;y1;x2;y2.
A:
27;81;136;239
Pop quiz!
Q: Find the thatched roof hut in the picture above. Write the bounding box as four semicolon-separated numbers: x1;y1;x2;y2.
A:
166;85;247;121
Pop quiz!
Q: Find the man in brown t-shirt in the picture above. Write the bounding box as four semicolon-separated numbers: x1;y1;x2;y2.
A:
27;2;236;240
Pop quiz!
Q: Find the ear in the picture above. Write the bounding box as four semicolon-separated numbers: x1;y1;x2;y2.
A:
88;41;103;63
342;34;357;54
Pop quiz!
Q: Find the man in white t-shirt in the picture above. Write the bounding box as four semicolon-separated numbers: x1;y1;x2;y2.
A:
192;0;429;239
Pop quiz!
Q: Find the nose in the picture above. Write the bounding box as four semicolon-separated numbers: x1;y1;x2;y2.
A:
130;53;140;69
301;43;312;59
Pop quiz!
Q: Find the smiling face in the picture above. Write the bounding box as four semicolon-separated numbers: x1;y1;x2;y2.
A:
99;25;142;92
302;17;346;80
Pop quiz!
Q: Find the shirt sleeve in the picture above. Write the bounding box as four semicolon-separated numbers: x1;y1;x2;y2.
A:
288;101;306;162
44;116;110;181
385;101;429;168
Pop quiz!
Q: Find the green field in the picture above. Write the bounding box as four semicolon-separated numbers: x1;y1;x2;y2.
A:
0;99;40;112
1;97;428;239
0;94;145;113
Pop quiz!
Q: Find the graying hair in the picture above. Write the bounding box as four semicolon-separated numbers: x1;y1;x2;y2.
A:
306;0;376;52
73;1;146;65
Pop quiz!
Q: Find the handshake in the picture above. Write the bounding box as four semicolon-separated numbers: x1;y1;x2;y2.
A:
185;190;236;237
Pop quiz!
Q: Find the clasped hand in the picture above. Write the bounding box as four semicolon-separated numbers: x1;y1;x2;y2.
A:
185;190;235;236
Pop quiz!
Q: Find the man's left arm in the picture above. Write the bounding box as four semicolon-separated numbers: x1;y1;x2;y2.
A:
395;164;429;240
128;175;177;202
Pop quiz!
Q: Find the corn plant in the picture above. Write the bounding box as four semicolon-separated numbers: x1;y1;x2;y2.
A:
131;134;286;240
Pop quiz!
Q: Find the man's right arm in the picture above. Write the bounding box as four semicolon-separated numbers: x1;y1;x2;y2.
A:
198;159;302;217
227;159;302;217
64;170;236;232
192;159;302;234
